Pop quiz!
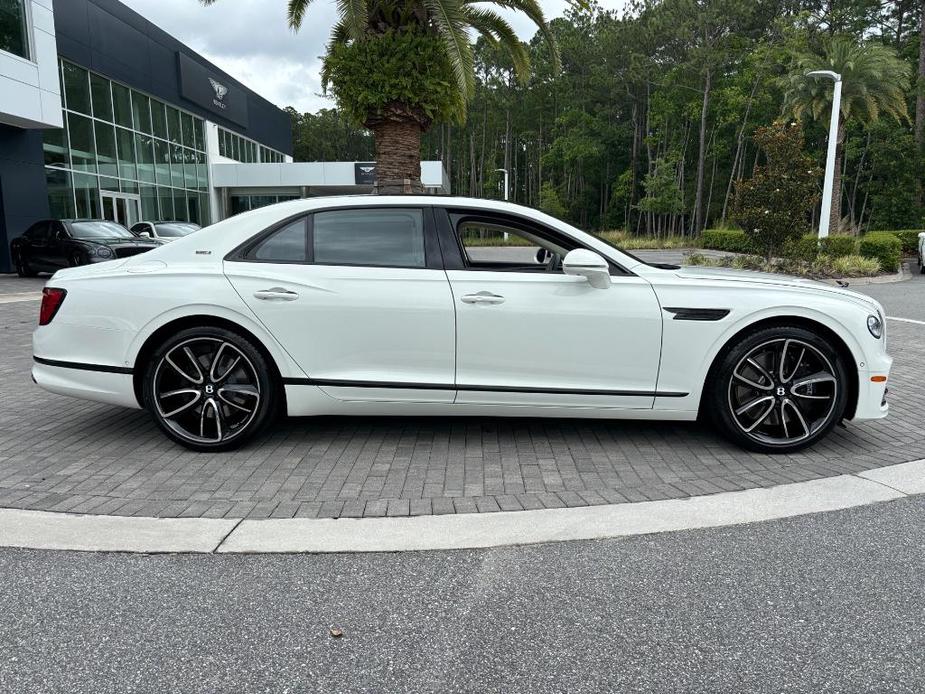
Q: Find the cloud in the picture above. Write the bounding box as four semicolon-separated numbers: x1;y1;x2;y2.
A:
119;0;629;113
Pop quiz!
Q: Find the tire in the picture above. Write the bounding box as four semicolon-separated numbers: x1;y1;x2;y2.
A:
14;253;36;278
706;325;848;454
142;326;279;451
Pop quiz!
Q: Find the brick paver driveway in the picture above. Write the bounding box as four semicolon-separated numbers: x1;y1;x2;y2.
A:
1;271;922;520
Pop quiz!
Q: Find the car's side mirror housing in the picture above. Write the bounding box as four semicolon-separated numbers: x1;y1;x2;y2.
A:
563;249;611;289
137;230;151;238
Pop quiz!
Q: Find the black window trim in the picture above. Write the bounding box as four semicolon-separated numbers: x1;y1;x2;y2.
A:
434;207;634;277
226;205;443;271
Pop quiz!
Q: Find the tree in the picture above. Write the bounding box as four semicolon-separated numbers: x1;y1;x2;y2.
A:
202;0;558;193
782;36;910;234
732;122;821;261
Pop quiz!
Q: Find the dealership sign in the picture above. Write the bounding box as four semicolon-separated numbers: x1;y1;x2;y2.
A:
354;163;376;185
177;53;249;127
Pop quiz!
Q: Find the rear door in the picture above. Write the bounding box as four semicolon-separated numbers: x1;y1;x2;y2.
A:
224;206;457;402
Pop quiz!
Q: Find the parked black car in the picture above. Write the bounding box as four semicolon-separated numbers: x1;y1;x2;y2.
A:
10;219;161;277
130;220;201;243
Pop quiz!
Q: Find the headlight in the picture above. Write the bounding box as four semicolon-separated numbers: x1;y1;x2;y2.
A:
867;314;883;339
94;246;113;259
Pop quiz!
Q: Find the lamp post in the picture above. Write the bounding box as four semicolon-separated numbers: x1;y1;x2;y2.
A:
806;70;842;240
495;168;509;201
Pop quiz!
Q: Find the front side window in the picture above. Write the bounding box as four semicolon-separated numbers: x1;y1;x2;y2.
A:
155;223;198;238
313;209;425;268
456;219;570;273
0;0;29;59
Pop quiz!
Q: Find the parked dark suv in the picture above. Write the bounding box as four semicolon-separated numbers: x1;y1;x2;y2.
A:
10;219;161;277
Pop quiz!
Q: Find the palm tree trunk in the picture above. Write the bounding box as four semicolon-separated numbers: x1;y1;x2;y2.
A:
369;118;424;194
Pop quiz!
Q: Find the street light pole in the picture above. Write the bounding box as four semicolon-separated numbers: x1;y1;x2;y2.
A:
494;168;509;201
806;70;842;240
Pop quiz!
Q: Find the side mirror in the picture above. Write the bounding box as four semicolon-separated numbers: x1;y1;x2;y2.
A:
563;249;611;289
137;230;151;238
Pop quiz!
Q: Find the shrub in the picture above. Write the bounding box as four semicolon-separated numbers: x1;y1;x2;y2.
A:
827;254;881;277
859;232;902;272
873;230;921;255
701;229;756;254
784;234;820;261
819;235;859;257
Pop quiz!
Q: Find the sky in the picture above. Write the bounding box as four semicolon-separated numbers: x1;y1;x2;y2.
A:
120;0;628;113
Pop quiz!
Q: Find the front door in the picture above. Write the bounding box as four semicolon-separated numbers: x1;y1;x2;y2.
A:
101;192;141;228
225;207;457;403
442;211;664;409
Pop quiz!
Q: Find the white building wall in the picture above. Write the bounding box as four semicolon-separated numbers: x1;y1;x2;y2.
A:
0;0;62;129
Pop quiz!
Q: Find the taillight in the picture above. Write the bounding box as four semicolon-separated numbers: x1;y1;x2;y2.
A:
39;287;67;326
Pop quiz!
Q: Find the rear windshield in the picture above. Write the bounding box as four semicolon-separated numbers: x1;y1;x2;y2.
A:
155;223;199;238
70;222;135;239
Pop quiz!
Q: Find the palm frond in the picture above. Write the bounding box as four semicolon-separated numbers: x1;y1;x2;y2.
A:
423;0;476;99
470;0;560;72
463;7;530;80
336;0;368;40
287;0;315;30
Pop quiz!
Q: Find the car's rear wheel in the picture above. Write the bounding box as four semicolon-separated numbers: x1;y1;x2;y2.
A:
15;252;36;277
142;327;278;451
707;326;848;453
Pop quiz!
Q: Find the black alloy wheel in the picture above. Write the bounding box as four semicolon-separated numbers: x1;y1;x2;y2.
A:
143;327;278;451
707;325;848;453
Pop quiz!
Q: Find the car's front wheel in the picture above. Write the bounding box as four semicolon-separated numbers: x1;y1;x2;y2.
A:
14;252;36;277
707;325;848;453
142;327;278;451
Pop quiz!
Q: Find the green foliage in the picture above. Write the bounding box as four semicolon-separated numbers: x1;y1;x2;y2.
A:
685;252;881;278
731;122;821;260
878;230;923;255
637;156;684;216
323;30;466;127
701;229;757;254
286;107;373;161
538;181;567;219
784;234;860;261
859;232;902;272
820;235;860;257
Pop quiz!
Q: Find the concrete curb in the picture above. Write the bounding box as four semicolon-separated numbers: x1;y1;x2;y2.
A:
0;459;922;554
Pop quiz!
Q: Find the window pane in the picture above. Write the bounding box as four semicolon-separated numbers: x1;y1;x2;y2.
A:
166;106;181;145
135;133;155;183
62;62;91;114
313;209;426;267
43;122;70;167
115;127;136;180
140;185;158;220
157;186;174;219
173;189;188;221
67;113;96;173
99;176;120;193
253;219;306;262
90;74;113;121
154;139;171;185
112;83;133;129
180;112;194;148
132;92;152;134
0;0;29;58
46;168;76;219
199;193;210;225
192;118;204;151
170;144;184;187
120;179;138;194
73;172;100;218
186;193;200;224
94;121;118;178
151;101;167;139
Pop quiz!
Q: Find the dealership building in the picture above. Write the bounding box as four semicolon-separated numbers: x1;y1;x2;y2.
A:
0;0;448;273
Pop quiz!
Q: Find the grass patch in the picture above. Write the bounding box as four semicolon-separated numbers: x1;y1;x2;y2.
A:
685;252;881;278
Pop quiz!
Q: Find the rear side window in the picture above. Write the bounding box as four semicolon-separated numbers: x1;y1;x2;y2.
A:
313;209;425;268
250;219;307;262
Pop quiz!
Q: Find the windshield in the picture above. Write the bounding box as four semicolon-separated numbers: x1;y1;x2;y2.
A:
70;221;135;239
155;223;199;238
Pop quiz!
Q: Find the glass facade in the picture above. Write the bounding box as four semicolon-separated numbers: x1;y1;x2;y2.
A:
230;194;299;216
218;126;285;163
0;0;29;60
44;60;211;225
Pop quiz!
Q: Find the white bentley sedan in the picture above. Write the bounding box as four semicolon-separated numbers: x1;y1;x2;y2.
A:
32;196;891;453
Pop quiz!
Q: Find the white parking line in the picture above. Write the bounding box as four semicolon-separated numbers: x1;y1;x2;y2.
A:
0;292;42;304
887;316;925;326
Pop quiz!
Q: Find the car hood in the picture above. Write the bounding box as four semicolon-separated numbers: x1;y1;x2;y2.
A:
671;265;884;313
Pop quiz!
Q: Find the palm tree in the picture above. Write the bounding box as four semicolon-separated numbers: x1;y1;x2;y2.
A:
782;37;909;235
201;0;558;193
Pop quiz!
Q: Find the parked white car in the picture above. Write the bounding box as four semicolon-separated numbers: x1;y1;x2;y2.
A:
919;231;925;274
32;196;891;453
131;221;201;243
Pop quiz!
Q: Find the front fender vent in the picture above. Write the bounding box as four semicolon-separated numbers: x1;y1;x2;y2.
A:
663;307;730;321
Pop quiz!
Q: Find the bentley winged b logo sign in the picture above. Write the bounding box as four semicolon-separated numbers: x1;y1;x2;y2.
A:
208;78;229;110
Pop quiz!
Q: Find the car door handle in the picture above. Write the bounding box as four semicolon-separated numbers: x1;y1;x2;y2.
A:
461;292;505;305
254;287;299;301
